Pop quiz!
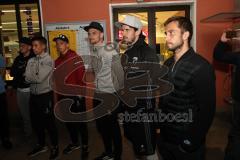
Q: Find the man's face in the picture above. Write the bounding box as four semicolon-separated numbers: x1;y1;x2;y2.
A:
32;41;46;55
55;40;69;55
121;25;138;45
87;28;103;45
165;21;185;52
20;43;31;55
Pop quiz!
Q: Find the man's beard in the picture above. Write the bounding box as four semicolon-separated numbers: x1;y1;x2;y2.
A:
122;37;136;47
168;41;184;52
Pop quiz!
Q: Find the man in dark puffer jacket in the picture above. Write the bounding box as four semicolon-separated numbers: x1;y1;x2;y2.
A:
158;16;216;160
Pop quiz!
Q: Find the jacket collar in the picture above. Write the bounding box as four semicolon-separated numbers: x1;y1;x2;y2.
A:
175;47;194;62
91;43;105;53
36;52;48;58
127;36;145;50
19;52;34;59
59;49;72;58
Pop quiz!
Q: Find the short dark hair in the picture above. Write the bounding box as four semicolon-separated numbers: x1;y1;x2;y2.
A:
128;26;143;38
164;16;193;44
31;36;47;46
133;27;138;32
19;37;32;46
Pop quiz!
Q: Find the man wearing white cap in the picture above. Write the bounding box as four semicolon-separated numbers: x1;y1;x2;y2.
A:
115;15;159;160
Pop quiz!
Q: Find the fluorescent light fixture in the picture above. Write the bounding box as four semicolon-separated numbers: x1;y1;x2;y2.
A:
1;21;39;25
2;27;39;31
1;9;38;13
1;10;15;13
140;20;148;25
20;9;38;12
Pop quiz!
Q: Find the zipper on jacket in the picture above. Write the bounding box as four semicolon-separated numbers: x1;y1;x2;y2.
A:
35;57;40;94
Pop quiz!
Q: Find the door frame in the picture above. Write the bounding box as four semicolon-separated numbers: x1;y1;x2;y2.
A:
109;0;197;50
0;0;42;81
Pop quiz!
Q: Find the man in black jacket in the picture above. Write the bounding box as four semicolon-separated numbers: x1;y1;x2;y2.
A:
10;37;35;137
213;30;240;160
115;15;159;160
158;16;216;160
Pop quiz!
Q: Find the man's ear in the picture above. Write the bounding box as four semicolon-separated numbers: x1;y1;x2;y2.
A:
66;43;70;48
183;31;190;41
135;29;141;37
100;32;104;40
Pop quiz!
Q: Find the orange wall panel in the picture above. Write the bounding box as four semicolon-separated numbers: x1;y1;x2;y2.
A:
197;0;234;106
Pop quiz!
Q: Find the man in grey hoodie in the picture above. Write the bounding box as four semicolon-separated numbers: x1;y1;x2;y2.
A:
84;21;124;160
25;36;59;160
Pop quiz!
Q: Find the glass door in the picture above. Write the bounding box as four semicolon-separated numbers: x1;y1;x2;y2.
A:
19;3;40;37
0;1;41;81
0;5;19;72
113;6;190;63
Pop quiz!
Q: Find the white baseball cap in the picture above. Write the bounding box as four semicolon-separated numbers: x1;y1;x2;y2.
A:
115;15;143;30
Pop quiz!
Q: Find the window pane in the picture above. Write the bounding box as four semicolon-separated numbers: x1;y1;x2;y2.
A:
0;5;19;69
20;3;40;37
155;10;185;63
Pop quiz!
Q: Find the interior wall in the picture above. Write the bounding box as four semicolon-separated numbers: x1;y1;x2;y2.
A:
41;0;235;107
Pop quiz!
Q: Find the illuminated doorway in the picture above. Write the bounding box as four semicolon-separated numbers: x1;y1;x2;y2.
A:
0;0;42;82
113;5;190;63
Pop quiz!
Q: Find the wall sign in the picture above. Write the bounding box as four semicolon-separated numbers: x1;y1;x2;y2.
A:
45;21;107;60
25;7;33;36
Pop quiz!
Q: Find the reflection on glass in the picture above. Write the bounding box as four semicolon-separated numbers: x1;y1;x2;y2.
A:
20;3;40;37
0;5;19;69
5;69;13;81
155;11;185;63
0;3;40;81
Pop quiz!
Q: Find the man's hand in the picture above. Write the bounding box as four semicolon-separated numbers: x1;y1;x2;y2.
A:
221;32;229;42
221;29;231;43
0;68;5;80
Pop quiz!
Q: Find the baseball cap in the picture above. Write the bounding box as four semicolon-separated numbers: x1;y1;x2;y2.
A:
115;15;143;30
84;21;104;32
19;37;32;45
53;34;69;43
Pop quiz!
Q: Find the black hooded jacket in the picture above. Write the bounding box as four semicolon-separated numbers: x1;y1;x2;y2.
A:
124;35;159;63
121;35;159;155
10;52;35;89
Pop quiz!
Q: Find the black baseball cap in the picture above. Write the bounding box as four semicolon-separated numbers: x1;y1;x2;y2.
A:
53;34;69;43
19;37;32;45
84;21;104;32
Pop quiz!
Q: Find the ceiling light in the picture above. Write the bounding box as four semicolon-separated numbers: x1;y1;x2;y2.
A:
1;21;39;25
2;27;39;31
1;9;38;13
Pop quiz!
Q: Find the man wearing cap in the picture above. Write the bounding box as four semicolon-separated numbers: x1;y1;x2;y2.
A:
53;34;89;157
10;37;35;138
25;36;59;160
84;21;124;160
115;15;159;160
